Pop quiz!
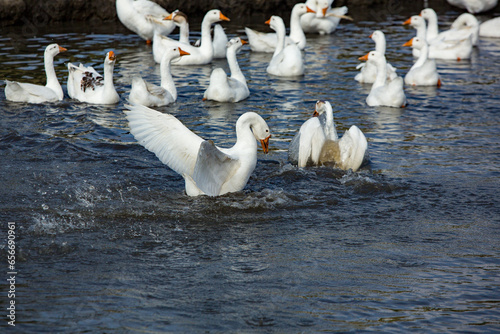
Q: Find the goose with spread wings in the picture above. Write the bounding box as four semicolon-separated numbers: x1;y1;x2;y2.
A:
124;104;271;196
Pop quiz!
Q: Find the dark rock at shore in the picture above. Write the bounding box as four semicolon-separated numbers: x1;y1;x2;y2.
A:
1;0;498;27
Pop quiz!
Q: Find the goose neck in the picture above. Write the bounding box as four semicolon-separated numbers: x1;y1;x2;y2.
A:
273;24;287;56
160;57;176;100
372;57;387;89
227;47;245;84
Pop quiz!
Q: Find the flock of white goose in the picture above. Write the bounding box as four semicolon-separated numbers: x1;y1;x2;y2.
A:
3;0;499;196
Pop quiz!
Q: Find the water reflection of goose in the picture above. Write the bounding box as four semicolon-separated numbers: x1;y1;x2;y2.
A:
125;104;271;196
4;44;67;104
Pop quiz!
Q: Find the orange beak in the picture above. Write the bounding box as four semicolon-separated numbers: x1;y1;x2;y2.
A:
178;47;190;56
219;12;230;21
403;17;412;25
313;110;320;117
260;135;271;154
369;33;373;38
108;50;116;61
307;6;315;14
359;52;369;61
402;38;414;47
59;46;67;52
241;39;248;45
265;18;271;25
322;7;328;17
164;13;174;20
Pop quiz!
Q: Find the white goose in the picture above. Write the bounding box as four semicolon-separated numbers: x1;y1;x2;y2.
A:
355;30;398;84
359;51;406;108
404;15;473;60
446;0;498;14
300;0;351;35
4;44;67;104
153;9;230;65
203;38;250;103
244;3;314;53
67;51;120;104
129;47;189;107
480;17;500;37
403;37;441;87
420;9;479;46
288;100;368;172
165;10;228;59
266;15;305;77
116;0;175;43
124;104;271;196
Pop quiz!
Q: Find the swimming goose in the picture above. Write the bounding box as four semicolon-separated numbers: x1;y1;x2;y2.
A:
203;38;250;102
403;37;441;87
266;15;305;77
359;51;406;108
4;44;67;104
116;0;175;43
124;104;271;196
446;0;498;14
129;47;189;107
245;3;314;53
153;9;230;65
420;9;479;46
355;30;398;84
404;14;473;60
67;51;120;104
288;100;368;171
300;0;351;35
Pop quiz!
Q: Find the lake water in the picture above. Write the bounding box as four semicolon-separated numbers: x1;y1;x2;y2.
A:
1;5;499;333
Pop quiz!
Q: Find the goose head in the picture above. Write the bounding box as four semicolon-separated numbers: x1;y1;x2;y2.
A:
204;9;230;25
359;50;384;65
238;112;271;154
403;37;426;50
316;0;332;17
292;3;316;16
403;15;425;29
419;8;437;21
265;15;285;33
370;30;384;43
164;9;188;27
106;51;116;65
45;43;67;57
226;37;247;53
313;100;332;117
163;46;190;62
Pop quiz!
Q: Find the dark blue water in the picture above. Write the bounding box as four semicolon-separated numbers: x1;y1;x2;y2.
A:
1;6;499;333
